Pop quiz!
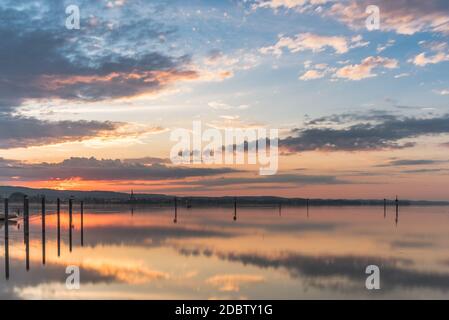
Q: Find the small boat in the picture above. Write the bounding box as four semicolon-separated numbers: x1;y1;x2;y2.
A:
0;213;19;221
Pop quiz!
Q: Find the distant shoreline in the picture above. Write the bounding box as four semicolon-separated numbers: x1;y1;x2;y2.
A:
1;185;448;207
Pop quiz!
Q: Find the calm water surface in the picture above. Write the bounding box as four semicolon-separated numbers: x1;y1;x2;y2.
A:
1;204;449;299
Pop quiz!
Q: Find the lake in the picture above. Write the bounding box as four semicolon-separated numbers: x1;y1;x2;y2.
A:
1;204;449;299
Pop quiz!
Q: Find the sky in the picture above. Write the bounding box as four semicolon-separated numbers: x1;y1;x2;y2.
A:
1;0;449;200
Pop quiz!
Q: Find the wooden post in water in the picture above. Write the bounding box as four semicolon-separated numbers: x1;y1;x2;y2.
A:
81;201;84;247
24;196;30;271
173;197;177;224
57;198;61;257
69;198;73;252
4;199;10;280
233;197;237;221
41;196;46;265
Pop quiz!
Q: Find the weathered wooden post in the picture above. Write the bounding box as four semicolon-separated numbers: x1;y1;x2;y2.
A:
384;198;387;218
233;197;237;221
4;199;10;280
69;197;73;252
57;198;61;257
42;196;46;265
173;197;178;224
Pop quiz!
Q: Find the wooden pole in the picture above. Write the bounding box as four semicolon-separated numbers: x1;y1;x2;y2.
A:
384;198;387;218
173;197;177;224
233;197;237;221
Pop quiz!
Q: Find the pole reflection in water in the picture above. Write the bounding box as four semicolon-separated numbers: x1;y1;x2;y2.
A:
3;198;88;280
57;198;61;257
395;196;399;226
42;196;46;265
24;196;30;271
69;198;73;252
4;199;10;280
81;201;84;247
306;199;310;218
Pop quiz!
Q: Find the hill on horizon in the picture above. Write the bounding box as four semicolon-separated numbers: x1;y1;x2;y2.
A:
1;185;448;206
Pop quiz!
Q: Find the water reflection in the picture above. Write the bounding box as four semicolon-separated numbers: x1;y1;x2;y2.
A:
1;203;449;299
41;197;46;266
57;198;61;257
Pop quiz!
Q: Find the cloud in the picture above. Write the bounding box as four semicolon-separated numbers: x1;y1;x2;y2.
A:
206;274;264;292
377;40;396;53
281;113;449;152
0;2;200;148
411;52;449;67
434;89;449;95
197;50;260;82
0;113;166;149
0;157;239;182
334;56;398;80
0;114;120;149
188;174;350;187
122;157;171;165
253;0;331;11
260;33;356;56
390;240;434;249
0;5;196;108
299;63;336;80
326;0;449;35
254;1;449;36
376;159;447;167
394;73;410;79
300;69;327;80
409;42;449;67
208;101;250;110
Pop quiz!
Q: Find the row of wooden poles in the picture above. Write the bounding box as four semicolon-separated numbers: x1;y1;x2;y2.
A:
3;196;84;280
176;196;397;223
172;197;312;223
